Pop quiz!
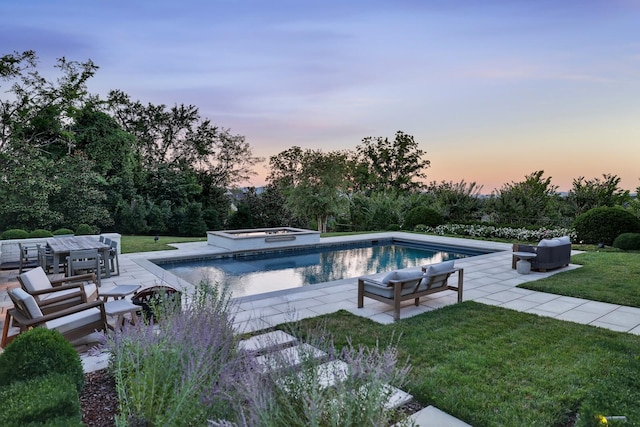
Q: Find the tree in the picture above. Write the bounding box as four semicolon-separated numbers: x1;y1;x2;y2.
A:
107;90;262;189
488;170;561;226
0;51;98;152
0;146;62;229
268;147;350;232
351;131;430;193
424;180;484;222
567;174;631;216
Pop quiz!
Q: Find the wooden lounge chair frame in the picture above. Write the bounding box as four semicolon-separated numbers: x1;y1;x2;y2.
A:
358;267;463;321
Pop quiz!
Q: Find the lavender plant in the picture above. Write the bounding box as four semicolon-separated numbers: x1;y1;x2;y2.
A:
214;325;415;427
107;281;256;426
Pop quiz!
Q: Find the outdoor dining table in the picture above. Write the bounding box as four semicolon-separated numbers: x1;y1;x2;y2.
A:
47;236;111;276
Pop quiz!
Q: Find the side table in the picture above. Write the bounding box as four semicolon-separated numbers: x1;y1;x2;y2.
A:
513;252;537;275
99;284;141;301
104;299;141;330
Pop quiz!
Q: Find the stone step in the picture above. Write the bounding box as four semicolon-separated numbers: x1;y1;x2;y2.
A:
381;384;413;410
238;330;297;354
407;405;472;427
255;343;327;373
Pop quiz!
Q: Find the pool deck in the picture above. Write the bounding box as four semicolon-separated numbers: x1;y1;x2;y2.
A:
2;233;640;426
3;232;640;338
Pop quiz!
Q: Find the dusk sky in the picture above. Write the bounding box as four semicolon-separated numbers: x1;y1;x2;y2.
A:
2;0;639;192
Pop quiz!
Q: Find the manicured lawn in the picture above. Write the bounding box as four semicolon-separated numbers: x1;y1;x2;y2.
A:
519;251;640;308
289;303;640;426
120;235;206;254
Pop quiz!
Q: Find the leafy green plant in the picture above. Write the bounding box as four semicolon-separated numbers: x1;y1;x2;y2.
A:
0;328;84;392
75;223;95;235
403;206;444;230
29;228;54;238
1;228;30;239
0;373;83;426
572;206;640;245
52;228;75;236
386;223;401;231
612;233;640;251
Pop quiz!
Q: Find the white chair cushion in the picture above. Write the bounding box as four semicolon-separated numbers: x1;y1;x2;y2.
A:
425;260;455;276
19;267;52;294
46;307;103;335
556;236;571;245
537;239;556;247
381;269;422;284
11;288;44;318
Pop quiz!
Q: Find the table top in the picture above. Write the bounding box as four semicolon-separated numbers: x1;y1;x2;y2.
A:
104;299;140;315
100;284;141;297
513;251;537;259
47;236;110;253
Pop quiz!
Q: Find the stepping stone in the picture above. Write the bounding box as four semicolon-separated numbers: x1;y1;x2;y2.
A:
287;359;350;389
407;405;472;426
382;384;413;410
238;330;297;354
255;343;327;373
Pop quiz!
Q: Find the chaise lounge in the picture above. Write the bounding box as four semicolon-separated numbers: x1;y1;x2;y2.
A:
358;260;463;321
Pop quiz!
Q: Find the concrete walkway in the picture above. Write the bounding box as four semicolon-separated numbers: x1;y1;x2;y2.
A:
2;233;639;426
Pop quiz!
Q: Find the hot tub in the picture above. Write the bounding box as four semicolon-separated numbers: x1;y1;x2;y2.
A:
207;227;320;251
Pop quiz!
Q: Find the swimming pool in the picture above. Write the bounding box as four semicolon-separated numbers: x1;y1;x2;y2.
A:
158;239;491;298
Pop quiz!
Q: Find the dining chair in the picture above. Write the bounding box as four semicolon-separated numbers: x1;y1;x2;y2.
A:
67;249;102;286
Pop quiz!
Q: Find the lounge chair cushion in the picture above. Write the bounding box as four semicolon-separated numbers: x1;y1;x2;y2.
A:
363;278;424;299
424;260;455;276
556;236;571;245
380;269;422;285
46;308;103;335
11;288;44;319
19;268;51;294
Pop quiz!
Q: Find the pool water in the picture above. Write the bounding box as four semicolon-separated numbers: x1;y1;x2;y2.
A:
160;241;486;298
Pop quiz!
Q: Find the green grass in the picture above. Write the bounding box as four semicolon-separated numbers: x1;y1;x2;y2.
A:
289;303;640;426
120;235;206;254
519;251;640;307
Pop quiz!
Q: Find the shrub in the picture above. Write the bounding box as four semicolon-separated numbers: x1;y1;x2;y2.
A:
75;223;94;235
29;229;54;238
0;328;84;393
613;233;640;251
1;229;30;240
403;206;444;230
414;224;429;233
386;224;401;231
572;207;640;246
0;373;83;426
52;228;75;236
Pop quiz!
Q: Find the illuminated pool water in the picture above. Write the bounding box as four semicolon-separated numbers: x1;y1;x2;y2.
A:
159;240;490;298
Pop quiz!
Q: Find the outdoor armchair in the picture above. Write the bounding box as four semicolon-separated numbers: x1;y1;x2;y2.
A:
18;266;98;314
2;288;107;348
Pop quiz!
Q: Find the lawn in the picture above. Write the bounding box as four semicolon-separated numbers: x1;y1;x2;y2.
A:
289;303;640;426
519;251;640;308
120;235;206;254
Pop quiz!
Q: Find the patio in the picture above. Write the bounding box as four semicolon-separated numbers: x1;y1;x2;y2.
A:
3;233;640;351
